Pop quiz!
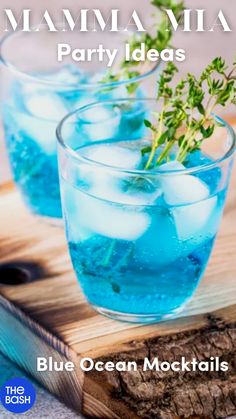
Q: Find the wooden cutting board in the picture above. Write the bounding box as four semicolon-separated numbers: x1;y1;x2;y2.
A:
1;118;236;418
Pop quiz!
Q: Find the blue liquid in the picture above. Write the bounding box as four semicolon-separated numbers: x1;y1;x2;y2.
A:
68;229;215;317
3;67;146;219
61;140;227;320
4;123;62;218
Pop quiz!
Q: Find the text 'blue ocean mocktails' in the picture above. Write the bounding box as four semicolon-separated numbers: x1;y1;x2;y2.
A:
57;99;235;322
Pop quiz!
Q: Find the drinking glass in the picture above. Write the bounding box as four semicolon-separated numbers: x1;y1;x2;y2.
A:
57;98;236;323
0;27;158;222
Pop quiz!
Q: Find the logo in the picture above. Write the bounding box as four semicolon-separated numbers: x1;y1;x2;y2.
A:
0;377;36;414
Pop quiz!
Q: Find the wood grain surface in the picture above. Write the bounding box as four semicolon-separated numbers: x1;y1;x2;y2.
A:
0;117;236;418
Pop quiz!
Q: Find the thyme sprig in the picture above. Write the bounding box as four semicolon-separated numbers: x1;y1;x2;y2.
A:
143;57;236;169
101;0;184;93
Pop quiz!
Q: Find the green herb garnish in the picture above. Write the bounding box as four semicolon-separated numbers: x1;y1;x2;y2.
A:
101;0;184;93
143;57;236;169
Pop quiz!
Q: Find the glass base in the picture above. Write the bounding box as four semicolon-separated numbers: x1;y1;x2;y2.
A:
92;305;184;324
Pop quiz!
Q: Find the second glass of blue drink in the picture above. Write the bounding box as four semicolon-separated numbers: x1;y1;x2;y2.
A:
0;27;159;221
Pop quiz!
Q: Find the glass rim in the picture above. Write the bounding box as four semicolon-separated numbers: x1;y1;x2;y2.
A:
56;98;236;176
0;24;160;89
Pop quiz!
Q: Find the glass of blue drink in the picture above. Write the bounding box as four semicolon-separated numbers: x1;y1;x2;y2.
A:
58;98;235;323
0;27;158;222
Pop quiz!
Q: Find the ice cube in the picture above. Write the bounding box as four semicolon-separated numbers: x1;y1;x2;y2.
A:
72;95;96;112
65;186;151;241
44;65;85;84
79;105;121;141
159;161;217;242
87;195;149;240
133;161;219;270
18;66;85;98
13;110;57;155
81;106;118;124
89;71;129;101
98;85;129;101
62;144;156;242
158;161;208;204
174;197;217;242
134;207;182;268
62;181;92;242
90;181;161;206
78;144;148;204
25;92;68;121
89;71;106;84
83;144;141;169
